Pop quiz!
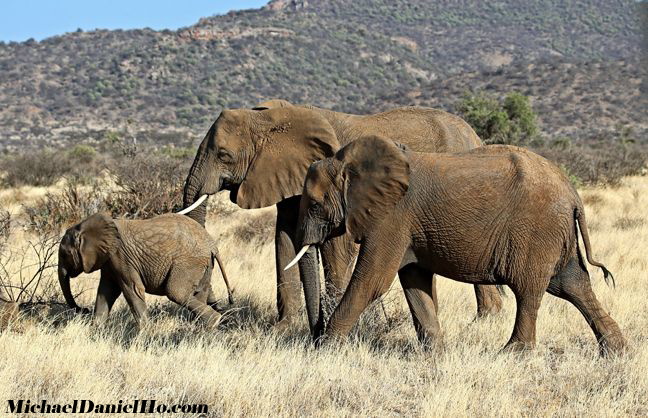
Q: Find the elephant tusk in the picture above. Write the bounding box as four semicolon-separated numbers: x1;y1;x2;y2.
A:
284;245;310;271
177;194;208;215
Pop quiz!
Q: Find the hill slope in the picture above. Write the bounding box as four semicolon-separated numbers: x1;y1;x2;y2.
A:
0;0;644;150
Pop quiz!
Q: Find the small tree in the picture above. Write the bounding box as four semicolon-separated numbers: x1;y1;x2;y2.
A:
456;91;538;145
503;92;538;144
68;144;97;164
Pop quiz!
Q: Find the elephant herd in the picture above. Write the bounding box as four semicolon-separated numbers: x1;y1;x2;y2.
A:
55;99;625;356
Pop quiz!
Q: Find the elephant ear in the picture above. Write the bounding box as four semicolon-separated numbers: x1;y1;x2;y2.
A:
79;213;120;273
251;99;294;110
338;136;410;242
236;107;340;209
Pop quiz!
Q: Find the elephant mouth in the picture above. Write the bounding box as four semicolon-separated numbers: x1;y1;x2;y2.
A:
226;183;240;204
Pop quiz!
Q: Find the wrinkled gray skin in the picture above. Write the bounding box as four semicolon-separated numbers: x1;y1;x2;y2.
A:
58;213;233;328
182;99;502;334
295;137;626;355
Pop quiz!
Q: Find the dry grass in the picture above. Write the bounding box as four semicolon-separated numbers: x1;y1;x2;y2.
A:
1;176;647;417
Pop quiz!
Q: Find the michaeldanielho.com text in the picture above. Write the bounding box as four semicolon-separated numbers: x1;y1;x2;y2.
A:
7;399;208;414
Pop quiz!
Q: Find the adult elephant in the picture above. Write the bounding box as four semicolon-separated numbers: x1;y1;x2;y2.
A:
292;137;625;355
181;99;502;333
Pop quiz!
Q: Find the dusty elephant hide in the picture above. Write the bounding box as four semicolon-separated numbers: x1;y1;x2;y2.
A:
181;99;502;333
57;213;233;330
294;137;625;355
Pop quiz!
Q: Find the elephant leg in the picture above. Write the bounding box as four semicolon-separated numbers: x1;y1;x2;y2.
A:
191;286;212;320
94;273;122;325
173;294;222;330
430;274;439;315
399;265;441;346
325;241;405;342
320;233;358;319
206;288;221;311
119;276;148;328
474;284;503;317
274;198;303;328
200;268;223;312
503;279;547;352
546;256;626;356
167;266;222;329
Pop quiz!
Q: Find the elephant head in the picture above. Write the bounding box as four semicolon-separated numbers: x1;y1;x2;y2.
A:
182;103;340;224
285;136;410;331
58;213;119;312
292;136;410;250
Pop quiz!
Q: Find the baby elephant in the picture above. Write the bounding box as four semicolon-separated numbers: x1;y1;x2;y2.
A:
289;136;625;355
58;213;233;329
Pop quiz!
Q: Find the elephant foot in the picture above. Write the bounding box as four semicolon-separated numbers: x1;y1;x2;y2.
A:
475;306;502;319
598;332;627;357
0;300;19;330
474;285;503;318
314;333;336;349
77;307;93;316
419;335;445;354
500;339;535;355
475;300;503;319
272;316;299;333
202;312;223;331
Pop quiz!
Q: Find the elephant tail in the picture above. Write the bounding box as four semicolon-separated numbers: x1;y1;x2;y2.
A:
212;245;234;304
575;206;615;288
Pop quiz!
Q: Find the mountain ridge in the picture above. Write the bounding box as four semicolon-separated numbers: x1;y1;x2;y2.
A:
0;0;644;150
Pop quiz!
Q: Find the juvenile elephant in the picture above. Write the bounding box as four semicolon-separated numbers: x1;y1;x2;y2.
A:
58;213;233;328
181;99;502;332
289;136;625;355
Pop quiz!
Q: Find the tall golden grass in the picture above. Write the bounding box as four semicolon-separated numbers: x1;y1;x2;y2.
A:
0;176;646;416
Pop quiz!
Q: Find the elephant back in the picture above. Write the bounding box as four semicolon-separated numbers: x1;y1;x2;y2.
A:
338;107;481;153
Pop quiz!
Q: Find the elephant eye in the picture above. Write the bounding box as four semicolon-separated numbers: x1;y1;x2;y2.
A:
309;201;323;216
217;149;233;163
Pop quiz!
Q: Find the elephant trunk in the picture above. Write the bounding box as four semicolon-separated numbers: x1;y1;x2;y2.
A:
183;165;208;226
298;246;323;338
58;265;81;311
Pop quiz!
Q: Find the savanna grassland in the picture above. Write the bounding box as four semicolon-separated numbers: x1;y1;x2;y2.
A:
0;174;647;417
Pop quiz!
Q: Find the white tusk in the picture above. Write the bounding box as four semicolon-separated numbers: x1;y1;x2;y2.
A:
177;194;208;215
283;245;310;271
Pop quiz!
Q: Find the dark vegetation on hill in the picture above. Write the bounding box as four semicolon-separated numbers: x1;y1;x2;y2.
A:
0;0;644;152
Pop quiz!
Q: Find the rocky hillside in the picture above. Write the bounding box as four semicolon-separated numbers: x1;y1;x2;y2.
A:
0;0;644;150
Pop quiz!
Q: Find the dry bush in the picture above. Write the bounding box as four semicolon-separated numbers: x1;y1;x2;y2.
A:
103;152;190;219
23;150;191;235
582;192;605;208
230;211;276;246
534;141;647;186
613;217;644;231
24;178;105;234
0;235;60;305
0;210;9;246
0;150;69;187
0;212;60;305
0;147;102;188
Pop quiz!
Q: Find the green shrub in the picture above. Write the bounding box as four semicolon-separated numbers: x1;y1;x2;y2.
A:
456;91;538;145
68;144;97;164
503;92;538;143
159;146;196;160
